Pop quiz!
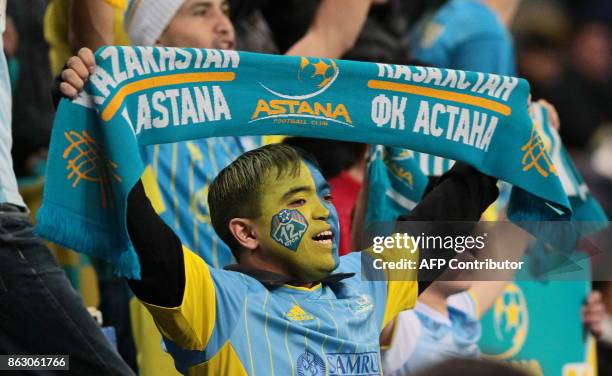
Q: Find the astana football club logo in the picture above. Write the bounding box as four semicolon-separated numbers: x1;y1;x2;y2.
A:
271;209;308;251
261;57;339;100
488;283;529;359
251;56;353;126
63;130;122;208
297;349;326;376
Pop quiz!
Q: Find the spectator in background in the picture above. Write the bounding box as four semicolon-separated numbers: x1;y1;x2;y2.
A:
229;0;318;54
345;0;448;65
564;21;612;149
229;0;372;58
6;0;54;178
0;2;133;373
517;20;612;151
231;0;441;64
411;0;520;75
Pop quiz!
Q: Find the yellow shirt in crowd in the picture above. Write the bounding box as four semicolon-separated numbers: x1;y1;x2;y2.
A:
43;0;130;75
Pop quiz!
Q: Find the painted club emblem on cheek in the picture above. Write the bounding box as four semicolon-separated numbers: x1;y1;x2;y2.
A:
271;209;309;251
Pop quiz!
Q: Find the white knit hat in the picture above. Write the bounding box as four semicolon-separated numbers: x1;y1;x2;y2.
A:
124;0;185;46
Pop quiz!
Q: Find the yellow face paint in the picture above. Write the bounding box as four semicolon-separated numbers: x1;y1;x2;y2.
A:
254;161;339;282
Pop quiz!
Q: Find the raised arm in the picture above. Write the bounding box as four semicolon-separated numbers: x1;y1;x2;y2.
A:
364;162;498;330
285;0;373;58
467;222;531;316
56;54;219;351
69;0;123;53
405;163;499;294
125;180;221;351
126;180;185;307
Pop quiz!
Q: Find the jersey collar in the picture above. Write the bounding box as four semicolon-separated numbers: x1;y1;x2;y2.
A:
223;264;354;288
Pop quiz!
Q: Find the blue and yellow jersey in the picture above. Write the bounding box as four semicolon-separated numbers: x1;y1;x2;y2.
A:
140;137;260;268
410;0;516;76
142;248;418;375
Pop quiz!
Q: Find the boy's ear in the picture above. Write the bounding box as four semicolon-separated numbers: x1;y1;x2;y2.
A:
228;218;259;251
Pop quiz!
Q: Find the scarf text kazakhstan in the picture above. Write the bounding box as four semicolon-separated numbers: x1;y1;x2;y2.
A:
86;46;518;153
88;46;239;133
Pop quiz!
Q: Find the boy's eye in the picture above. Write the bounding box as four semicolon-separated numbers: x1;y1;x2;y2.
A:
321;190;332;202
289;198;306;206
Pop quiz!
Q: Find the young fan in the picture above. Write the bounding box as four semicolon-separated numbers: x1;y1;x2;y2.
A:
119;144;498;374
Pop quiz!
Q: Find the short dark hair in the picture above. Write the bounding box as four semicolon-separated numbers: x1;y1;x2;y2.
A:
208;143;319;259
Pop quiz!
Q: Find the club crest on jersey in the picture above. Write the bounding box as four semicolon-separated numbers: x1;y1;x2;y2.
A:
352;294;374;315
271;209;308;251
297;349;326;376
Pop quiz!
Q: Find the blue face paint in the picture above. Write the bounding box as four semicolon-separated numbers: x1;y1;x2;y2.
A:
270;209;309;251
304;161;340;267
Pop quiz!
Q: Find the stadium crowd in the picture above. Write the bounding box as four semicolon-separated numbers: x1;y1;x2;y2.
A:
1;0;612;375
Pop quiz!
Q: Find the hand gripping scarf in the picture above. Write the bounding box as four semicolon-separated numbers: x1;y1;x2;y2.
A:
36;47;574;278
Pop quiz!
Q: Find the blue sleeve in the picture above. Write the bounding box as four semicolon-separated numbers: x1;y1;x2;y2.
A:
451;34;516;75
203;268;250;357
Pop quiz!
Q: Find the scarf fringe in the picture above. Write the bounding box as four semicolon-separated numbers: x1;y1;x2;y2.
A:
35;203;141;279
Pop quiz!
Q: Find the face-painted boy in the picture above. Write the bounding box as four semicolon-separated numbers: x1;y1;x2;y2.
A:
121;143;499;375
230;158;340;284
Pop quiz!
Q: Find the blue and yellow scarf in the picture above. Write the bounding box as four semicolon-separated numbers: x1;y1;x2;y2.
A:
37;47;575;278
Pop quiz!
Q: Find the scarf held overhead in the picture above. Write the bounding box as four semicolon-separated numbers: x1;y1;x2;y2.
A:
37;46;572;278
